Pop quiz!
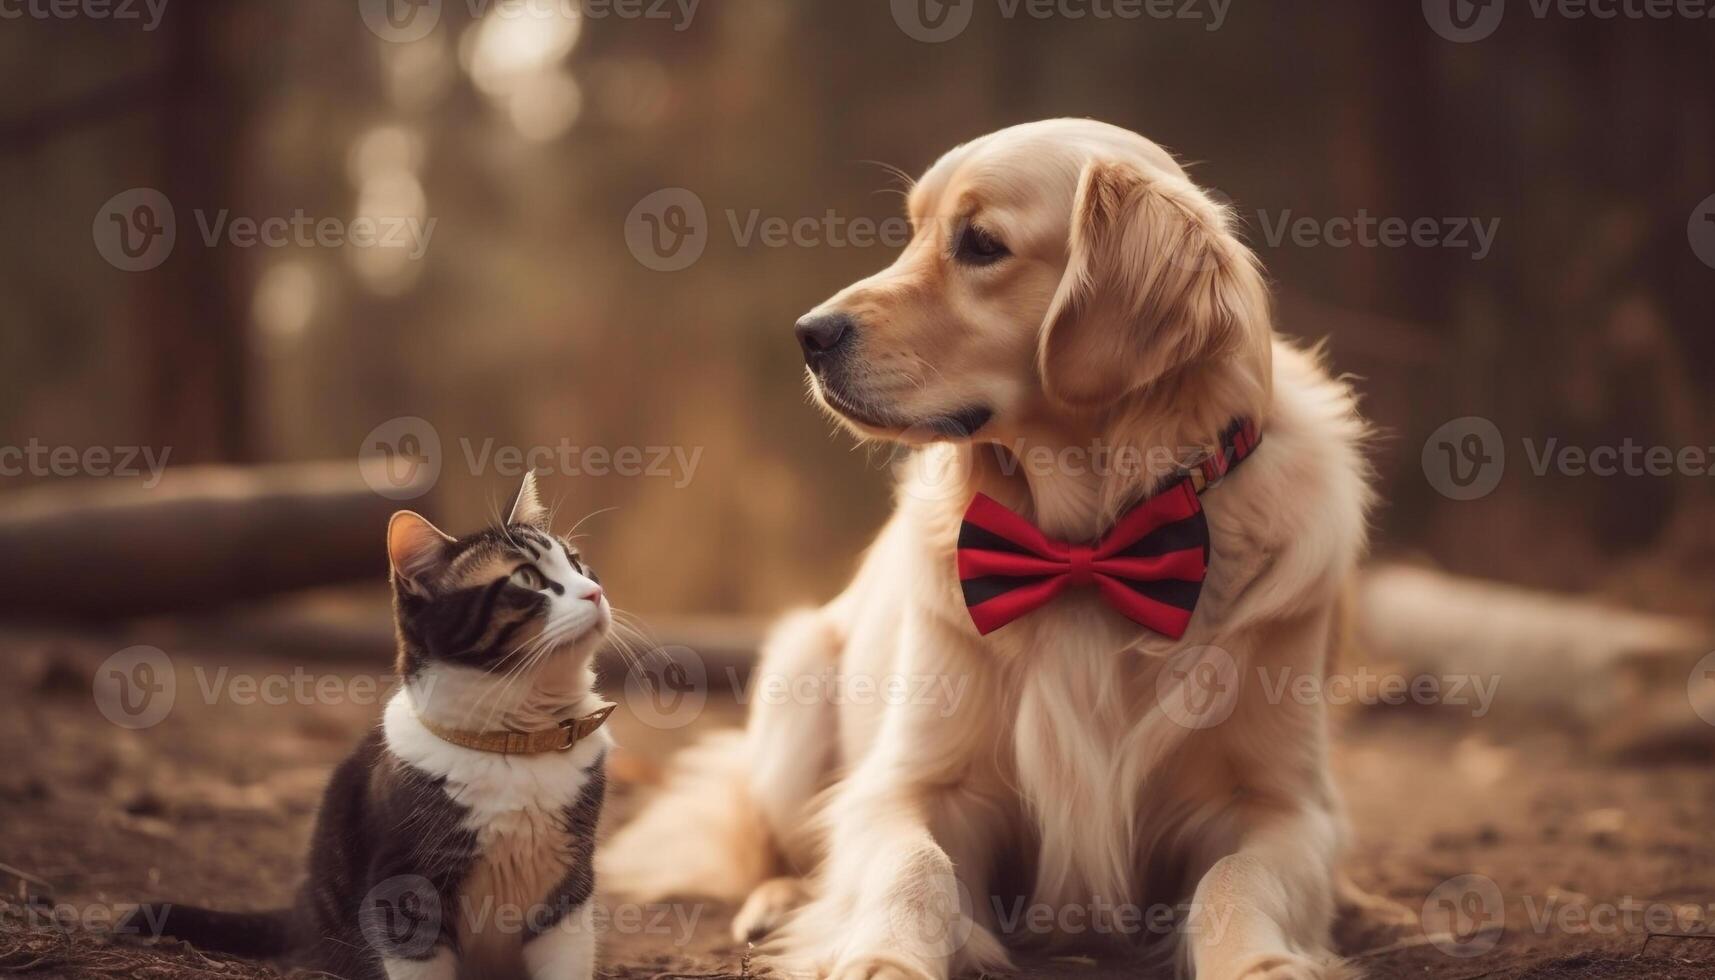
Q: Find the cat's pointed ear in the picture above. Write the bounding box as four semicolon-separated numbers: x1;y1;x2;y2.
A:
507;471;549;529
388;510;454;594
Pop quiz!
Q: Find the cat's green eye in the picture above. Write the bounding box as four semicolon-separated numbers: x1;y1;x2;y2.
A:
570;555;598;584
510;565;545;590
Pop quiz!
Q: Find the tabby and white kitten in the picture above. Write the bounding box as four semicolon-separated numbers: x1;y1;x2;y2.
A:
128;474;615;980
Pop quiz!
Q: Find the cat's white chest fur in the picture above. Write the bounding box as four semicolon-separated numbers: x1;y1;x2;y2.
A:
382;690;607;976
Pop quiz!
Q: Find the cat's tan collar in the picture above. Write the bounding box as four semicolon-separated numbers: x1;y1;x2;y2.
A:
415;704;616;755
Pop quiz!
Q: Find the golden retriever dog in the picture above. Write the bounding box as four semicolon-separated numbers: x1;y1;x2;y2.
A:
605;118;1372;980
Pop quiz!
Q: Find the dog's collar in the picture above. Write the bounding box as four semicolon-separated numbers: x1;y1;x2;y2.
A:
415;704;616;755
1149;417;1263;498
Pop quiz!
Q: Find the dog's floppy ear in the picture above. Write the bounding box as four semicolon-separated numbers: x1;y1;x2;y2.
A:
1038;158;1268;408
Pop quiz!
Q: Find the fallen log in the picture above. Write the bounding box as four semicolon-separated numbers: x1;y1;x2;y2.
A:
0;462;431;621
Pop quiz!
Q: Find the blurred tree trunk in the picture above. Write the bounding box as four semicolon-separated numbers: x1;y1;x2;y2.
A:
134;0;255;463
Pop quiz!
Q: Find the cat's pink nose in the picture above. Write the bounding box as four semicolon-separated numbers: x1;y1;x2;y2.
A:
583;586;604;603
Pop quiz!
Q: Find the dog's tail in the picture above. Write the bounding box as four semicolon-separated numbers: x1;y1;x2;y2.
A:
118;902;297;958
601;728;776;902
1354;562;1708;719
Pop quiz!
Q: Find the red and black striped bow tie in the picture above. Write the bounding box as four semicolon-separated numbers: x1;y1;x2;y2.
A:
956;419;1261;638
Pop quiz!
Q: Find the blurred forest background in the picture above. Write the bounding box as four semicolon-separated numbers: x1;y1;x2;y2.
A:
2;0;1712;617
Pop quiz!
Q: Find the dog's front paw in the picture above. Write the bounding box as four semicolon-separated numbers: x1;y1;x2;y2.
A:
1223;951;1353;980
732;877;808;942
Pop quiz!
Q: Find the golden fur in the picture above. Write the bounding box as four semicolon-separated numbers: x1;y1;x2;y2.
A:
604;119;1375;980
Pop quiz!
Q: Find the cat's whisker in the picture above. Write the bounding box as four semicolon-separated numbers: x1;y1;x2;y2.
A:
479;642;554;730
608;613;653;645
567;506;619;538
605;613;656;667
610;621;652;656
470;631;561;729
603;623;650;675
451;622;562;729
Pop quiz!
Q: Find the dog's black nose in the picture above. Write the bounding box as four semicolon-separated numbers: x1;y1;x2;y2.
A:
795;312;853;362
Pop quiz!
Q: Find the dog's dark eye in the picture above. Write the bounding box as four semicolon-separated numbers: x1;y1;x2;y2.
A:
953;222;1009;266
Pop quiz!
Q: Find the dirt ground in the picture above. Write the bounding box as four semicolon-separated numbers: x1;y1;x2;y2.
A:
2;626;1714;980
